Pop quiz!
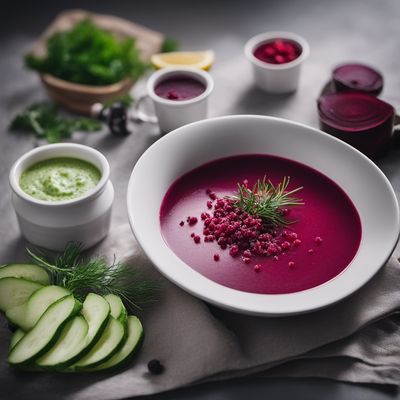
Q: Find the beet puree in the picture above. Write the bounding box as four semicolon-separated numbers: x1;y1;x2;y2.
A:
160;155;362;295
155;76;206;101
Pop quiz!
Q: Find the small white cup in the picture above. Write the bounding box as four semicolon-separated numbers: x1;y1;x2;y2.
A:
244;31;310;93
136;67;214;133
9;143;114;251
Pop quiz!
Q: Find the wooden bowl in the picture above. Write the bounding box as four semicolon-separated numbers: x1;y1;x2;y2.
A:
40;74;134;114
31;9;164;114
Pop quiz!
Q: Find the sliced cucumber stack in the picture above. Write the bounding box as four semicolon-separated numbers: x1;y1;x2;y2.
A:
36;293;110;369
6;286;70;331
0;264;50;285
8;295;81;365
0;278;43;312
89;316;144;371
0;264;144;373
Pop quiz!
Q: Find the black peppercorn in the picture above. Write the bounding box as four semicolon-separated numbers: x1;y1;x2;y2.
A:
147;359;164;375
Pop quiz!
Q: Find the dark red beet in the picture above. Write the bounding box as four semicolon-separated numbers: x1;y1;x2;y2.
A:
318;92;394;158
332;63;383;96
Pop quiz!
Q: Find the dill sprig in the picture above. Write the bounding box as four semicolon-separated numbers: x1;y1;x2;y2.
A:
27;242;159;311
228;176;304;227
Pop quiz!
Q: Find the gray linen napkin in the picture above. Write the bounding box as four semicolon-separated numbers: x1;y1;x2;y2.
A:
1;222;400;400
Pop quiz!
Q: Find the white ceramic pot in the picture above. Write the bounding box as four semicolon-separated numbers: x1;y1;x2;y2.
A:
9;143;114;251
244;31;310;93
136;67;214;133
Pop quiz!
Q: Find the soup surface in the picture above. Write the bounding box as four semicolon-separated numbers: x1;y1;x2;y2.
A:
160;155;361;294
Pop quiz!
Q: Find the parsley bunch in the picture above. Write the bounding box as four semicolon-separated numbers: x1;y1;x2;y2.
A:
25;19;149;86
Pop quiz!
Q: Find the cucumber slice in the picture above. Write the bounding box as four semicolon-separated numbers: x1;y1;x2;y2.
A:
36;316;88;368
89;316;144;371
0;278;43;312
6;285;70;331
0;264;50;285
9;329;25;351
73;317;125;370
8;295;81;365
104;294;128;325
36;293;110;368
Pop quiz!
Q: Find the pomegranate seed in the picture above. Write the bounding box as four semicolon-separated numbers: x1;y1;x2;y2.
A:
281;241;291;250
243;249;252;258
293;239;302;246
179;221;184;226
308;249;314;255
273;255;279;261
206;189;211;195
214;254;220;262
188;217;198;226
264;46;276;57
230;245;239;257
194;235;201;244
207;201;213;209
167;90;179;100
275;54;285;64
314;236;323;245
190;232;195;238
288;261;295;268
254;264;261;272
209;192;217;200
243;257;251;264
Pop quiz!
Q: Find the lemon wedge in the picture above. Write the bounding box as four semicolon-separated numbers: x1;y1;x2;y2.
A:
151;51;214;70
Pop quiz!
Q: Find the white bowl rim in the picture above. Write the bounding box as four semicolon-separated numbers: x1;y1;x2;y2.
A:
127;115;400;316
244;31;310;70
9;143;110;207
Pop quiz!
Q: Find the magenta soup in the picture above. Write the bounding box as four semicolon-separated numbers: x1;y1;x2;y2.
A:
159;154;362;294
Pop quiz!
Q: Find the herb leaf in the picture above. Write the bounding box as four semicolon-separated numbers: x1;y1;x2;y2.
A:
160;37;180;53
227;176;304;227
9;102;101;143
27;242;159;311
25;19;149;86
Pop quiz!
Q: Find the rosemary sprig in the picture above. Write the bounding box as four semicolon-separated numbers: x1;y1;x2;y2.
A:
27;242;159;311
227;176;304;227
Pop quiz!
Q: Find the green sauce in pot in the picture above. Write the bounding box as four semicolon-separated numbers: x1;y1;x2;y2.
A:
19;158;101;202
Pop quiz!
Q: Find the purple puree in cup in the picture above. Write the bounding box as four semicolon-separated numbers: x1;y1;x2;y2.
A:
160;154;361;295
155;76;206;101
318;92;395;158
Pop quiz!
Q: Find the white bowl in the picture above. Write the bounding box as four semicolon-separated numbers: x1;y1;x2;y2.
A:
127;115;399;316
9;143;114;251
244;31;310;93
136;67;214;134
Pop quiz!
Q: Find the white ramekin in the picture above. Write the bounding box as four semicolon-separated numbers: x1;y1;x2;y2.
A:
9;143;114;251
137;67;214;133
244;31;310;93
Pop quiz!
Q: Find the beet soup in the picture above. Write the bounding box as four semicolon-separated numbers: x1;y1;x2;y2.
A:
160;155;362;294
155;76;206;101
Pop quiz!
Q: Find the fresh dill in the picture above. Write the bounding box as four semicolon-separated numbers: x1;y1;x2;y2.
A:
27;242;159;311
227;176;304;227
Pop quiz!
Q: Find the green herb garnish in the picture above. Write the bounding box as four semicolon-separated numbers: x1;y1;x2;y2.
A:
160;37;180;53
25;19;149;86
227;176;303;227
27;242;158;311
9;102;101;143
